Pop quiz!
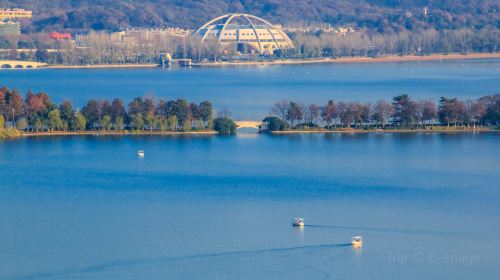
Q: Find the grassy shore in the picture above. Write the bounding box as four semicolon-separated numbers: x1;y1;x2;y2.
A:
21;130;218;137
6;127;497;138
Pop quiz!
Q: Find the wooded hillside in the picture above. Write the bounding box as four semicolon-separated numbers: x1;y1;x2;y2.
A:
1;0;498;33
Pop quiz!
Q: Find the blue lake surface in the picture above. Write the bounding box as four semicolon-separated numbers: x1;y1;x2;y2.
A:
1;61;500;279
1;59;500;119
1;132;499;280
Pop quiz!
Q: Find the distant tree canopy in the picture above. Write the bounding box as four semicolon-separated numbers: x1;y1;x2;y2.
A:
265;93;500;130
484;98;500;126
1;85;499;134
0;86;214;132
2;0;498;65
4;0;498;33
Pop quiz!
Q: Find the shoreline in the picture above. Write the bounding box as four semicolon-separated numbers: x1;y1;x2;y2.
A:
270;128;499;134
8;128;498;139
40;53;500;69
46;64;158;69
203;53;500;67
21;130;218;137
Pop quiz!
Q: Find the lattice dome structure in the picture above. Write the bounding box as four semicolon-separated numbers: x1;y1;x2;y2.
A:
195;13;294;55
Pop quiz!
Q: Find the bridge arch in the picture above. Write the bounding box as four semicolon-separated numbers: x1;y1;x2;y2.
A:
0;60;47;69
235;120;263;130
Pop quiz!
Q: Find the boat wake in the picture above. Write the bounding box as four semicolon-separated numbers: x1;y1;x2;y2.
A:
8;243;351;280
305;224;476;236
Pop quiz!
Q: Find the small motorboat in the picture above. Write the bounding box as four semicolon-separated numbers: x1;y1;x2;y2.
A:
137;150;145;157
352;236;362;247
292;218;305;227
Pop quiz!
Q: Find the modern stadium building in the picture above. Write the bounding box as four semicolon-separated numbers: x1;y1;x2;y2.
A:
195;13;294;55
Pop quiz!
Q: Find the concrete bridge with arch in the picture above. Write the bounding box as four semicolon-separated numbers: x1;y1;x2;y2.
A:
0;60;47;69
235;120;264;130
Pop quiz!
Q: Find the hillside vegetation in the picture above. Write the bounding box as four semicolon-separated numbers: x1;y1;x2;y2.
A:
1;0;498;33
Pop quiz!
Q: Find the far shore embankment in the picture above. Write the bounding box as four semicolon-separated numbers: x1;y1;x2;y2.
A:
202;53;500;67
46;63;158;69
21;130;218;137
41;53;500;69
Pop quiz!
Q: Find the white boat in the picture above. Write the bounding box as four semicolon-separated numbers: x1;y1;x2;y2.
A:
292;218;305;227
352;236;362;247
137;150;145;157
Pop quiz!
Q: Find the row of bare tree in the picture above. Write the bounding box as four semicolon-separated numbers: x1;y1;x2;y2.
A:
270;94;500;129
0;86;214;132
290;27;498;58
1;26;497;64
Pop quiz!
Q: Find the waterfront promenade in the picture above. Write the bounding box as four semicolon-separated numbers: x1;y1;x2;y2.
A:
11;52;496;69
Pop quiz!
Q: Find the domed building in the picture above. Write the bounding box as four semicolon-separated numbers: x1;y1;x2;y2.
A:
195;13;293;55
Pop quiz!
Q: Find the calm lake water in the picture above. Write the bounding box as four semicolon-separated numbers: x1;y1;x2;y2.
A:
1;132;499;280
1;59;500;119
1;61;500;279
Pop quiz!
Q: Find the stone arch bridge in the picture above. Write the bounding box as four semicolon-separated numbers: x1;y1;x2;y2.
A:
235;120;264;130
0;60;47;69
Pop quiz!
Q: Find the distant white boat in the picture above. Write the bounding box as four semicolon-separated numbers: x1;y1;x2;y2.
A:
292;218;305;227
137;150;144;157
352;236;362;247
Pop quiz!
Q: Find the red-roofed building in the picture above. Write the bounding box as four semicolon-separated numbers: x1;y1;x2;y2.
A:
0;9;32;20
50;32;72;40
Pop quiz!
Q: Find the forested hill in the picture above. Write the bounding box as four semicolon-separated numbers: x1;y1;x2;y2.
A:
1;0;498;33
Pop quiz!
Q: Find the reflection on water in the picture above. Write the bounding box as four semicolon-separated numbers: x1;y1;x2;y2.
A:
295;226;305;239
353;246;363;258
236;127;260;137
